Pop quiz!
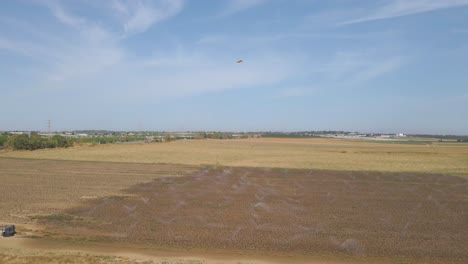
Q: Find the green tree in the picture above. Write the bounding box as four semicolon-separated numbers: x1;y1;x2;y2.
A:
0;135;8;147
6;134;73;150
28;135;45;150
52;135;73;148
6;134;30;150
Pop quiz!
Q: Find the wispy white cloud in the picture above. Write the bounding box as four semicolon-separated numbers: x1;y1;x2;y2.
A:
118;51;301;101
1;1;405;97
0;37;59;61
46;1;87;29
1;1;300;99
0;1;122;84
46;45;123;82
220;0;269;17
342;0;468;25
351;56;405;84
117;0;184;35
0;16;67;45
42;0;114;44
29;0;182;84
307;51;407;86
34;49;303;106
44;0;184;36
195;33;309;46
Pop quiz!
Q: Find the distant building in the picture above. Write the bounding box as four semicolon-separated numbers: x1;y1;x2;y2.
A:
9;131;29;135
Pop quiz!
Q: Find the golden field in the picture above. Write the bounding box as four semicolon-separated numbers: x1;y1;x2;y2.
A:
1;138;467;176
0;159;195;224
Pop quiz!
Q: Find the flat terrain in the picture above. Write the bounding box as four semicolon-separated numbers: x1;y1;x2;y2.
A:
0;158;467;263
1;138;467;263
38;167;468;264
1;138;468;176
0;158;195;224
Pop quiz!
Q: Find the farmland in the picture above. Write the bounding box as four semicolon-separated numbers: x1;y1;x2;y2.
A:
1;138;468;176
0;158;196;224
0;138;467;263
41;167;468;263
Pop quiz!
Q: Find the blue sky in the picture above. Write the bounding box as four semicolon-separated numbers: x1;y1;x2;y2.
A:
1;0;467;134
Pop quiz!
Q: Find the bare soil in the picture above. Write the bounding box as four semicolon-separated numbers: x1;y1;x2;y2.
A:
37;167;468;263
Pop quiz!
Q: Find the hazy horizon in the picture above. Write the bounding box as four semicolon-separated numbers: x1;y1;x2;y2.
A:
2;128;467;136
1;0;468;134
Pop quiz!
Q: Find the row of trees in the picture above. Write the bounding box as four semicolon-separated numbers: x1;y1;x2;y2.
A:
75;135;146;144
5;134;73;150
197;132;248;139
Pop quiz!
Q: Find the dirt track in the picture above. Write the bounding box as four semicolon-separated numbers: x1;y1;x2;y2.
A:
1;237;346;264
38;167;468;263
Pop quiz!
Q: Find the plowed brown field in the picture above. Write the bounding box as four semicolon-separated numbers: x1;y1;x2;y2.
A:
37;167;468;263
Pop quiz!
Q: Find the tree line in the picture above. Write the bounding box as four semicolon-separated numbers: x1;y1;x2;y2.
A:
4;134;73;150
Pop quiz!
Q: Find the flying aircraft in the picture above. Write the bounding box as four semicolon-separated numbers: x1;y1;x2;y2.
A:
237;59;243;63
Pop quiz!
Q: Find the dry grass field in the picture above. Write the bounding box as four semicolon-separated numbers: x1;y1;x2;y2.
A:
1;138;468;176
0;250;156;264
0;158;195;224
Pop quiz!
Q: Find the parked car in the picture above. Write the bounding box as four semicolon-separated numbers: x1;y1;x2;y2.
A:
2;225;16;237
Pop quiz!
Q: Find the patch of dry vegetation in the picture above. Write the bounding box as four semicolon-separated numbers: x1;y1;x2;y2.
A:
0;251;148;264
1;138;467;176
0;247;206;264
0;158;195;224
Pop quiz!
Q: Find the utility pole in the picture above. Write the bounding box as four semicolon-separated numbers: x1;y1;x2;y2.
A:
47;119;52;137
